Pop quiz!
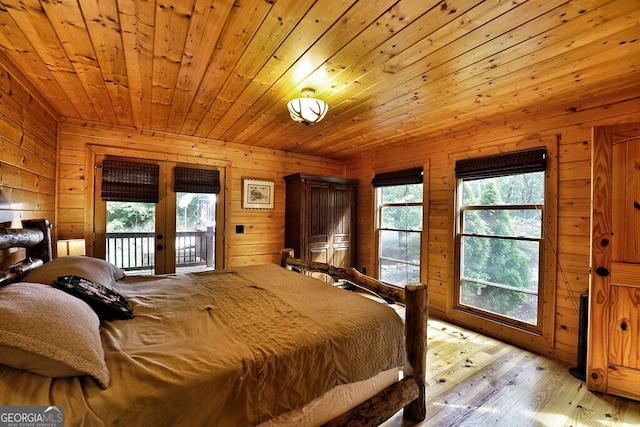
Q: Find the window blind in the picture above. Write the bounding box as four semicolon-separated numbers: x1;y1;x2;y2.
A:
101;159;159;203
174;167;220;194
371;167;423;187
455;148;546;180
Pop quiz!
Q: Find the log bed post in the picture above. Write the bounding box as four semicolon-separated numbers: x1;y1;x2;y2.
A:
403;283;428;421
0;225;44;250
280;249;428;424
279;248;295;269
21;219;52;263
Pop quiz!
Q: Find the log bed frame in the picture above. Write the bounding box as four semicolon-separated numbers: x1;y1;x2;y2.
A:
280;249;427;425
0;219;52;286
0;220;427;426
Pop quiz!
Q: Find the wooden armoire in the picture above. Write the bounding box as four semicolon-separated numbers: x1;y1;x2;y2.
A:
284;173;357;268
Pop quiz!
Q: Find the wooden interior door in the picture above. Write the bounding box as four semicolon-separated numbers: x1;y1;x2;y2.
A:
589;122;640;400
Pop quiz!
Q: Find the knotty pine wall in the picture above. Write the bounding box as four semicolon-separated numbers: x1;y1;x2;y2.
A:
0;60;58;266
346;94;640;364
56;120;346;267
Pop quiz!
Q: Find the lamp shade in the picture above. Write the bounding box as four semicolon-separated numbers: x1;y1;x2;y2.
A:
57;239;86;257
287;88;328;125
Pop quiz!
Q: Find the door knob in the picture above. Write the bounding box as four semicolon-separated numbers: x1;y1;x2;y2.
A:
595;267;609;277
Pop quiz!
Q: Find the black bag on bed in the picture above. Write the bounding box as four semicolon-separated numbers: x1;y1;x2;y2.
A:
54;275;134;320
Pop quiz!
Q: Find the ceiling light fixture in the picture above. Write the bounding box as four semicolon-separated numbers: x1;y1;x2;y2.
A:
287;87;328;125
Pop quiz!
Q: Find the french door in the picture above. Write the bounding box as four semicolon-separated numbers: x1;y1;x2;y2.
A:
93;155;224;275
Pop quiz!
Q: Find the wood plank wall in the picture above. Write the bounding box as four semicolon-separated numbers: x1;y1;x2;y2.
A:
0;59;58;266
346;94;640;364
56;119;346;267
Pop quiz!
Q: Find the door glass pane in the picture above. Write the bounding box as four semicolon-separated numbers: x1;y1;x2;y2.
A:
176;192;216;273
106;201;155;274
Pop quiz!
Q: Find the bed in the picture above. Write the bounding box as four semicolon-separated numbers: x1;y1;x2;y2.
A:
0;219;427;426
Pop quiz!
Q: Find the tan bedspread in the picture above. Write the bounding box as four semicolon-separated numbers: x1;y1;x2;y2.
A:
0;263;405;426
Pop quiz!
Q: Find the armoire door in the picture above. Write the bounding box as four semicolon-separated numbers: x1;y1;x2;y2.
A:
330;182;355;268
590;122;640;400
284;173;357;269
307;180;330;264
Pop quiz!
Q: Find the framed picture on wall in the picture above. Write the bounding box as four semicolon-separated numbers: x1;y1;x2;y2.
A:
242;179;274;209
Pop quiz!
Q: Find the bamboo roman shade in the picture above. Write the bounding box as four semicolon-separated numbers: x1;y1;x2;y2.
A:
101;159;159;203
371;167;424;187
174;167;220;194
455;148;547;180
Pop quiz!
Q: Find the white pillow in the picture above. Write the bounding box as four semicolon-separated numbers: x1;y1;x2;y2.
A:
0;282;110;388
25;256;125;289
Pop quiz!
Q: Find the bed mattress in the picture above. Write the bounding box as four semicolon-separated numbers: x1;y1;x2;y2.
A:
0;263;405;426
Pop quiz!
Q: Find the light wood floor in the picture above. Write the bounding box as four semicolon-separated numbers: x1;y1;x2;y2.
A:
383;318;640;427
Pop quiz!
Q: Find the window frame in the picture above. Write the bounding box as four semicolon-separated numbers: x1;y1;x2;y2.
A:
371;167;424;286
454;183;545;333
450;146;557;353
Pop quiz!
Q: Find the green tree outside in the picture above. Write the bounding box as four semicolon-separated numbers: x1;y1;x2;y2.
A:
460;185;489;295
106;202;155;232
460;173;543;322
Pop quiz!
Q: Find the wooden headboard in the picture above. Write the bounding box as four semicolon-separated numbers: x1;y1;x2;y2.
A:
0;219;52;286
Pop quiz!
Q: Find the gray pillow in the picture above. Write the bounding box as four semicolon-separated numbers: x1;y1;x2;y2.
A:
0;282;110;388
25;256;125;289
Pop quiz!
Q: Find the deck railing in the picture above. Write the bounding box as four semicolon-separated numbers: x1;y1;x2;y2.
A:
106;227;214;271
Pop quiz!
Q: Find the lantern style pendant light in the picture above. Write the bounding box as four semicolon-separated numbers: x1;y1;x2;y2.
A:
287;87;328;125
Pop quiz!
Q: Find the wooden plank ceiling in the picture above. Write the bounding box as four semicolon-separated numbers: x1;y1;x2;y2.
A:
0;0;638;159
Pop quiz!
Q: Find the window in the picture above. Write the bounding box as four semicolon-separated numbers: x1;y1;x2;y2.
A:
373;168;423;285
455;148;546;329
